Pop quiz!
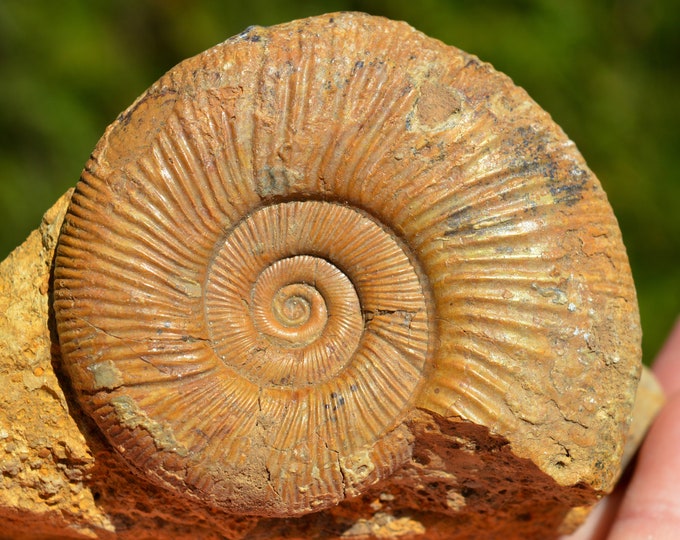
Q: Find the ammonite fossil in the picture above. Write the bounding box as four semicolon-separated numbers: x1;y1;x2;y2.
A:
53;12;642;534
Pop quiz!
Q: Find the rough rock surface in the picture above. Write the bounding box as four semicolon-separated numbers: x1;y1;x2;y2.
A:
0;192;663;540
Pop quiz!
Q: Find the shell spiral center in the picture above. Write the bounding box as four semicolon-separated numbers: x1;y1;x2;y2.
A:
204;201;428;390
274;285;316;328
250;256;360;352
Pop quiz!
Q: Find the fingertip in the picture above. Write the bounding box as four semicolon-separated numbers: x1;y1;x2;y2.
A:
651;317;680;395
606;392;680;538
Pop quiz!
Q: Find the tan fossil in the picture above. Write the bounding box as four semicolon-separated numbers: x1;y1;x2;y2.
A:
1;12;663;540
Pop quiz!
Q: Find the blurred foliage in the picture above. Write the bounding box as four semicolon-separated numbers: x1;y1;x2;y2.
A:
0;0;678;362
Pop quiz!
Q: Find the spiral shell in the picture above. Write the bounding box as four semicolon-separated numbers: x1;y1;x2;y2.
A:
54;13;640;517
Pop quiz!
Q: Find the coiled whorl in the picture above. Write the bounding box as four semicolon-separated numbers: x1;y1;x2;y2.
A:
54;13;641;517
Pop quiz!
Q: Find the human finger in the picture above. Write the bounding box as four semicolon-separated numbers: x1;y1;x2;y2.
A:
651;317;680;394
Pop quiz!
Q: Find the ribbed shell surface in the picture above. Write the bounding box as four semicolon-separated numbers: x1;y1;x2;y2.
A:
54;13;641;517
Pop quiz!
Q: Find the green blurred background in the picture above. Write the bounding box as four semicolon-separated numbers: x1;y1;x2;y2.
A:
1;0;678;363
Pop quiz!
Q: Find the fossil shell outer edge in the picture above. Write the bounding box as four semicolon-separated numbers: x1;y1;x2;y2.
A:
54;13;641;517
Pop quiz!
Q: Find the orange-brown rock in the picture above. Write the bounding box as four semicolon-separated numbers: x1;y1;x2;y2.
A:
0;12;663;540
